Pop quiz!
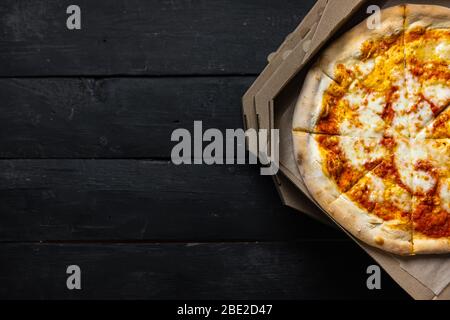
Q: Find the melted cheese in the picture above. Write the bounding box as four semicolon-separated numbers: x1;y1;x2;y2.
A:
405;71;420;98
392;87;409;113
388;185;411;212
339;89;386;136
343;89;365;109
390;72;421;137
340;111;385;137
435;42;450;60
409;100;433;137
395;140;439;194
339;137;384;168
368;174;385;203
367;92;385;114
391;113;409;137
357;59;376;77
395;139;414;189
412;171;437;194
423;82;450;109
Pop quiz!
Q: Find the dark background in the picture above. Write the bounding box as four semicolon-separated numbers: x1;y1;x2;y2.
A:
0;0;410;299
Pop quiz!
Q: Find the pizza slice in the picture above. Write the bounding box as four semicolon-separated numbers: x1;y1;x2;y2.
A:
293;68;346;135
318;5;405;87
293;6;406;138
327;146;413;255
404;4;450;137
409;139;450;254
292;132;391;209
293;67;390;137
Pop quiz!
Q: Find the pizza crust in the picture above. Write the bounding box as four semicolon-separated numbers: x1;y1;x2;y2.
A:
405;4;450;30
328;194;413;255
413;237;450;255
292;132;342;207
292;67;336;132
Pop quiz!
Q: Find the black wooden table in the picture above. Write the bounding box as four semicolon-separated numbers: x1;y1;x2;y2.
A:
0;0;410;300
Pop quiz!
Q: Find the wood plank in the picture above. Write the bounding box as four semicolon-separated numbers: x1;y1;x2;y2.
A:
0;160;344;241
0;242;410;299
0;0;315;76
0;77;250;158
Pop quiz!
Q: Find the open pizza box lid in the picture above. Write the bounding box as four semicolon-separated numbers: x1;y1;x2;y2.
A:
243;0;450;300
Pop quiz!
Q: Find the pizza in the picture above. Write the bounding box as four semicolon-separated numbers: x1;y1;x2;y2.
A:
292;5;450;255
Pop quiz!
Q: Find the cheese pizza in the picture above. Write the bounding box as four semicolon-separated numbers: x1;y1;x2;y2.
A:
292;5;450;255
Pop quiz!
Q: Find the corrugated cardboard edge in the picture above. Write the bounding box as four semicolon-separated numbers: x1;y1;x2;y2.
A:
274;172;333;225
254;0;367;153
241;0;331;222
242;0;450;300
241;0;328;143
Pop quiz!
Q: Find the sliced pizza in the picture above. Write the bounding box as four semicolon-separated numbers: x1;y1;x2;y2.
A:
408;139;450;253
327;138;413;255
293;132;391;208
293;6;408;138
319;5;405;87
293;67;397;137
404;5;450;137
293;68;347;135
292;4;450;254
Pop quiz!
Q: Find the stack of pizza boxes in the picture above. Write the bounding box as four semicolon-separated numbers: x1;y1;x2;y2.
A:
243;0;450;300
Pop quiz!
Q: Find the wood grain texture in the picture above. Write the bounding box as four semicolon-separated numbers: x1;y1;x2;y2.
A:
0;159;343;241
0;242;409;300
0;77;251;158
0;0;411;300
0;0;315;76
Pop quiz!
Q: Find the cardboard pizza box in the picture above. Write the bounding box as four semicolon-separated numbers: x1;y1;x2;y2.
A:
243;0;450;300
242;0;330;153
242;0;342;222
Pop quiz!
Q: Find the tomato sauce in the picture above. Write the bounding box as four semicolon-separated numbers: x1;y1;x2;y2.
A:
414;198;450;238
411;161;449;237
